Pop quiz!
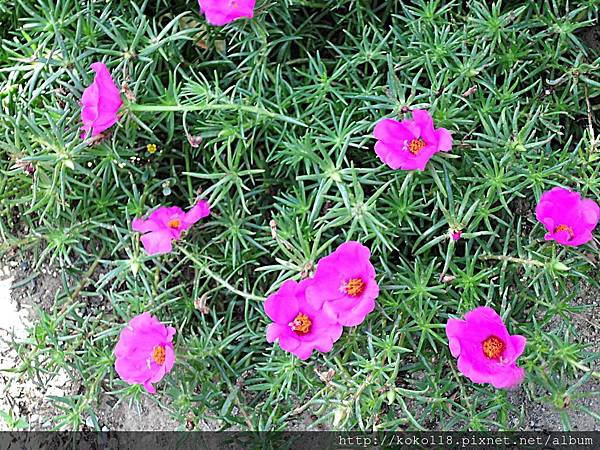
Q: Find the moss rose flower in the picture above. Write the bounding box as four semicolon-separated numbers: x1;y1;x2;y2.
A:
265;279;343;360
114;313;176;394
132;201;211;255
373;109;452;171
446;307;526;389
535;187;599;247
305;241;379;327
80;62;122;138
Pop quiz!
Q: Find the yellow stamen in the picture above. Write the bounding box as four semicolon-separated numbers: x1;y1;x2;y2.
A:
408;138;426;155
482;336;505;360
151;345;166;365
290;313;312;335
167;218;181;229
554;224;574;239
342;278;366;297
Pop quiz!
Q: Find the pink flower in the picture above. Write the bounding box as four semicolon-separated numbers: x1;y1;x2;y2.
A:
446;307;526;389
535;187;599;247
132;201;211;255
373;109;452;171
305;241;379;327
198;0;255;26
451;230;462;241
265;279;343;360
80;62;122;138
114;313;176;393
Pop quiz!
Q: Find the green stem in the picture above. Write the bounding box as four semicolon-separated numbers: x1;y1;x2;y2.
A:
479;254;546;268
184;144;193;200
128;103;306;127
569;359;600;379
179;246;264;301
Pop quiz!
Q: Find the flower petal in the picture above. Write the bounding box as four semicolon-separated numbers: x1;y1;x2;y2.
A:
132;217;161;233
411;109;435;142
183;200;211;227
581;199;600;227
490;365;525;389
264;280;300;324
374;140;405;170
140;230;174;255
199;0;255;26
435;127;453;152
509;335;527;359
80;62;122;137
163;344;176;373
143;380;157;394
373;118;415;143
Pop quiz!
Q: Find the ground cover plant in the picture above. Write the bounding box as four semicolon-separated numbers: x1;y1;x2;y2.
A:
1;0;600;431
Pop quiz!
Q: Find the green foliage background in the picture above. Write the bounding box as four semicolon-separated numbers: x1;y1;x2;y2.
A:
1;0;599;430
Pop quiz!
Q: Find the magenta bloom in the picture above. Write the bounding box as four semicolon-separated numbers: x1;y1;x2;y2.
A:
305;241;379;327
198;0;255;26
373;109;452;171
80;62;122;138
265;279;343;360
451;230;463;241
114;313;176;394
132;201;211;255
446;307;526;389
535;187;599;247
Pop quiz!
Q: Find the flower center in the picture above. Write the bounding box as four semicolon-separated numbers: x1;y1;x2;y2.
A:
554;224;574;239
341;278;366;297
151;345;166;365
407;138;426;155
482;335;505;360
289;312;312;335
167;218;181;229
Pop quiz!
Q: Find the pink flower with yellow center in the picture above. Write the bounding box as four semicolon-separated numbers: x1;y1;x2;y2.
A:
80;62;122;138
535;187;599;247
446;307;526;389
373;109;452;171
114;313;176;394
132;200;211;255
305;241;379;327
198;0;255;26
265;279;343;360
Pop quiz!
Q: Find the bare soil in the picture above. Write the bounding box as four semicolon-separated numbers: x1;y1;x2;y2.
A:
513;280;600;431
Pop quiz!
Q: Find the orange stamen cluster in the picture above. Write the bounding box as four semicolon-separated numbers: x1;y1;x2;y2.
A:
482;336;505;360
167;218;181;229
152;345;166;365
290;313;312;335
554;224;574;239
408;138;426;155
343;278;366;297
